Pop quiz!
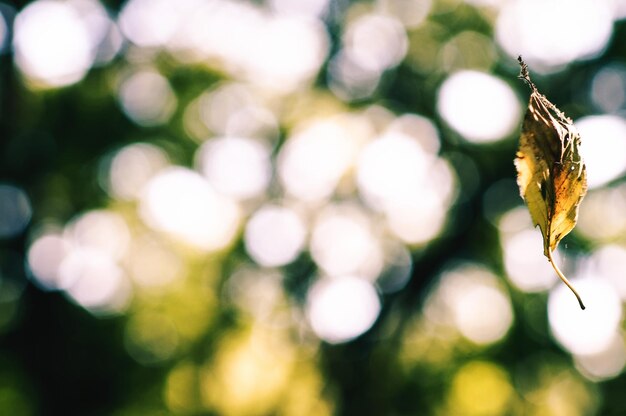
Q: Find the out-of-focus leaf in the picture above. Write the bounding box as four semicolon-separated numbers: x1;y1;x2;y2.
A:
514;56;588;310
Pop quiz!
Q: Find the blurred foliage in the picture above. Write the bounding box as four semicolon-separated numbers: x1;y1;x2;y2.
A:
2;0;626;415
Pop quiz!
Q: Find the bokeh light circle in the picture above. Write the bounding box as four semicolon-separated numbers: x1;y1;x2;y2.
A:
357;131;430;210
453;284;513;345
65;210;131;261
502;229;558;292
0;184;32;238
591;64;626;113
425;264;514;345
244;205;307;267
59;247;130;313
343;13;408;73
139;167;241;251
437;70;521;143
310;206;383;279
278;118;360;202
107;143;170;201
307;276;381;344
496;0;613;70
196;137;272;200
575;115;626;189
118;69;177;126
549;277;622;355
27;232;69;290
118;0;179;47
13;0;94;87
575;334;626;381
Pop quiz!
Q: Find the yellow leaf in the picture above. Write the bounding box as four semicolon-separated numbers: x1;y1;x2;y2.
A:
514;57;588;310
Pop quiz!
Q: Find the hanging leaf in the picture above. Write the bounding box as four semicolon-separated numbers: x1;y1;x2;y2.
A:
514;56;588;310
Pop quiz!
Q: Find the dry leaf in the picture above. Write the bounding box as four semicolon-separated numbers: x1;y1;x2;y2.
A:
515;56;588;310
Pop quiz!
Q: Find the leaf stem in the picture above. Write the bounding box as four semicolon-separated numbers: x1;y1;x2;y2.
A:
517;56;536;91
547;249;585;310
